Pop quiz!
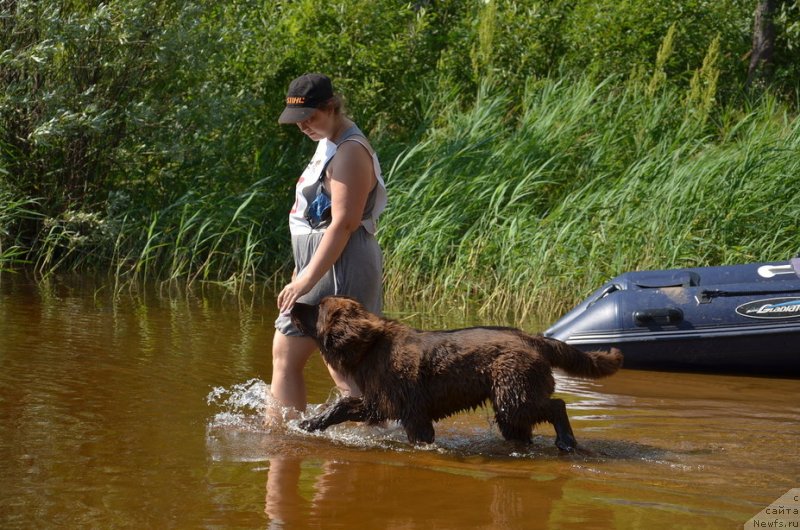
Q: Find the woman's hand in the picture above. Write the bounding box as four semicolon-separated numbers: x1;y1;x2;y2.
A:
277;275;313;315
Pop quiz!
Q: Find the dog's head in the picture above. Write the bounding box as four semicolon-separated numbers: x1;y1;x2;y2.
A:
290;296;384;372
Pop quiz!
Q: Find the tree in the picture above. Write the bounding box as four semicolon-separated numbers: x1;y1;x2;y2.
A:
747;0;778;89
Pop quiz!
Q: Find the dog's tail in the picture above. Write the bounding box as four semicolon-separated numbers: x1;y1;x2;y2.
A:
539;337;623;378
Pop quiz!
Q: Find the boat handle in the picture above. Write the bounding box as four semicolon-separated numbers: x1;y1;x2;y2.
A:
634;308;683;326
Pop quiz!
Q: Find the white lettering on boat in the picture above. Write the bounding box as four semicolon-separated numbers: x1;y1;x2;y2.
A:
736;298;800;319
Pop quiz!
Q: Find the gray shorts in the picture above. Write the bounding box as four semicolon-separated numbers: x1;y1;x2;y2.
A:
275;226;383;337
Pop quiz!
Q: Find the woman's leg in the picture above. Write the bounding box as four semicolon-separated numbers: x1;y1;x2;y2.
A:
324;364;362;398
269;332;317;414
270;329;361;413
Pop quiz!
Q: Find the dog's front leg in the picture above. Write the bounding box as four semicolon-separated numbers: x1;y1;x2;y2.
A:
298;396;368;432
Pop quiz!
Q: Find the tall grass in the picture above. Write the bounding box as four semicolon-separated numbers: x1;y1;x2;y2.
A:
1;144;40;270
5;72;799;320
0;192;40;271
104;179;291;294
22;173;293;295
380;76;800;320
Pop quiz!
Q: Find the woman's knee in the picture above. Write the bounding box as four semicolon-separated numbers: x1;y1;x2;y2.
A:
271;333;316;374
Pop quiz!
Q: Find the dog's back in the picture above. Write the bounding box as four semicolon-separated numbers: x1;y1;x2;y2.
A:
413;326;622;379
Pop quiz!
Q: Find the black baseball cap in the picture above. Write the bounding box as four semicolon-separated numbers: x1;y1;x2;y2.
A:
278;73;334;124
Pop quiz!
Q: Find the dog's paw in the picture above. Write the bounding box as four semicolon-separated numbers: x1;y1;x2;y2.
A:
555;436;577;453
298;419;320;432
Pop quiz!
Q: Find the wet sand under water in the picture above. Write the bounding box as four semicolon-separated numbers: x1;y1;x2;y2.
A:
0;276;798;528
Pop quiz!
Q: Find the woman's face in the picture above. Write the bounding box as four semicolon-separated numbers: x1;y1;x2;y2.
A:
297;109;331;141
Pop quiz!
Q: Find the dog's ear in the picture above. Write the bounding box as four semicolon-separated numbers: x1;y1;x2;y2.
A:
322;315;382;354
318;298;384;368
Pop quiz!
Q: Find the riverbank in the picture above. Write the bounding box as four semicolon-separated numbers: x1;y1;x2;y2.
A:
4;76;798;319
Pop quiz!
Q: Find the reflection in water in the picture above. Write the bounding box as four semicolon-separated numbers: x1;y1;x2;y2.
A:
2;274;799;528
264;457;304;528
204;373;799;529
207;383;578;529
261;455;573;529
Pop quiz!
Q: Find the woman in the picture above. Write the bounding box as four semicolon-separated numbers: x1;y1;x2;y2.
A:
270;73;387;417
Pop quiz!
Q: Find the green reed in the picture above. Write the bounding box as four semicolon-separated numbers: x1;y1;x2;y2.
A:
7;73;799;321
22;183;285;296
0;192;39;271
380;76;800;320
103;179;289;294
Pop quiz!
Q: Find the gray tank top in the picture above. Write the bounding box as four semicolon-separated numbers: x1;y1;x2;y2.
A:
289;124;387;235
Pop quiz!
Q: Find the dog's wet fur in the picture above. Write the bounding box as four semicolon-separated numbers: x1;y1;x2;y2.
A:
291;296;622;451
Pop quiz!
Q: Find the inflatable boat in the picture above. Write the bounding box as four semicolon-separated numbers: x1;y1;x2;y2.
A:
544;259;800;376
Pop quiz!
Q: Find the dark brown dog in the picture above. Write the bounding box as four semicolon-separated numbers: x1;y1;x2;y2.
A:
291;296;622;451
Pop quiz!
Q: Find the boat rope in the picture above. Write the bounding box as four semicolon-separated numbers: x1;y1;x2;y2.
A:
697;287;800;303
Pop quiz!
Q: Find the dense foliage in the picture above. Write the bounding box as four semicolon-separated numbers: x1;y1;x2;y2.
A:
382;78;800;317
2;0;799;314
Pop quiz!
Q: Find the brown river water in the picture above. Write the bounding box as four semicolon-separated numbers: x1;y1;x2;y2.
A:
0;275;797;529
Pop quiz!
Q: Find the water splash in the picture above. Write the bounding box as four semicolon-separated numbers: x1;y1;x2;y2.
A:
206;378;273;432
204;379;641;460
